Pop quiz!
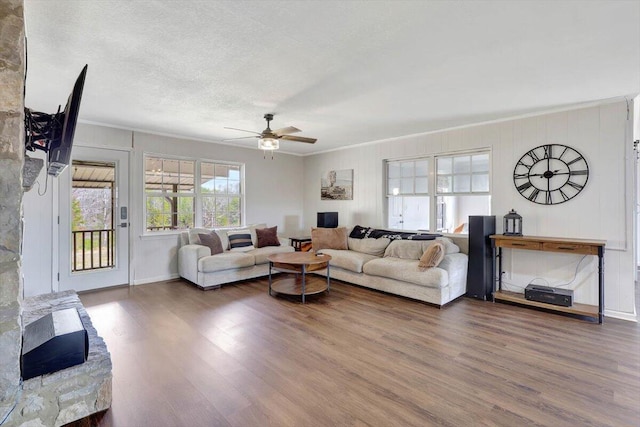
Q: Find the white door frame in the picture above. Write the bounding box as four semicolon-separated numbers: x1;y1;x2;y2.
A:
58;146;131;292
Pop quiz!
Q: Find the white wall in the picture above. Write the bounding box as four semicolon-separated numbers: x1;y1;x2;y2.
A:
22;124;305;292
303;100;636;320
22;150;54;297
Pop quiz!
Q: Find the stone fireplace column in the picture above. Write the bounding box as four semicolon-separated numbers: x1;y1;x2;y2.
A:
0;0;25;422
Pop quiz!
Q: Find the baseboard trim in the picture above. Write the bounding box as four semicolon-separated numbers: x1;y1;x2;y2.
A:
604;309;638;322
133;273;180;286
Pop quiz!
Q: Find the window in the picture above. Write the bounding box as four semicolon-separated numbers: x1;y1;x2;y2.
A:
144;155;243;232
435;153;490;233
387;159;430;230
386;151;490;233
200;162;242;228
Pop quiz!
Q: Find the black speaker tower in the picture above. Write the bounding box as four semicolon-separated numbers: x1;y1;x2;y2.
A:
466;215;496;300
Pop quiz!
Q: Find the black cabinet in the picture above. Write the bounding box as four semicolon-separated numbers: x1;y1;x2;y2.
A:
466;215;495;300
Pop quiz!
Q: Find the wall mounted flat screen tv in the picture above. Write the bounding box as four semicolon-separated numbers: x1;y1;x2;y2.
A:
25;64;88;177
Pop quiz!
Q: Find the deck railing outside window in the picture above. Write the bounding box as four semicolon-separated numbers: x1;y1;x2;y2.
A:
72;229;115;272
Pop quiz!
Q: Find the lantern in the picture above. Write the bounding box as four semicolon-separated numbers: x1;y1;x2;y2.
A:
503;209;523;236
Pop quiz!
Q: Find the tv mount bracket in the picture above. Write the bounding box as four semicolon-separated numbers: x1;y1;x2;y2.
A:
24;106;63;153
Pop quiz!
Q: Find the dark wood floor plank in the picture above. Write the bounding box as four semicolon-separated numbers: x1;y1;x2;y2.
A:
77;278;640;427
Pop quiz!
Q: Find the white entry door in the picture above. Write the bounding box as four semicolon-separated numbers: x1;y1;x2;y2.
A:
59;146;130;292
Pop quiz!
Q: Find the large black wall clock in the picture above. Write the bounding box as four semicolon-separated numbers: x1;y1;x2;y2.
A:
513;144;589;205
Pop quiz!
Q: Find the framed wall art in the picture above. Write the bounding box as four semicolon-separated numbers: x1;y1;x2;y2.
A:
321;169;353;200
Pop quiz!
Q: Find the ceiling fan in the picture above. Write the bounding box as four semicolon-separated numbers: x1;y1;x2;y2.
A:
224;114;317;154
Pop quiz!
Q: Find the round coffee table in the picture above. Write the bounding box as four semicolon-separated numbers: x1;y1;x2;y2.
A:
267;252;332;303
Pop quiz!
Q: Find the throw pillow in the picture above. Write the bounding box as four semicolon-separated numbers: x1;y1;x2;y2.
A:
188;227;212;245
227;230;255;252
349;225;371;239
311;227;348;252
198;233;224;255
418;242;445;269
256;226;280;248
249;223;268;246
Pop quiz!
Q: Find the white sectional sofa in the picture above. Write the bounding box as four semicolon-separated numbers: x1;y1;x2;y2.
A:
178;226;294;290
178;224;469;307
314;235;469;307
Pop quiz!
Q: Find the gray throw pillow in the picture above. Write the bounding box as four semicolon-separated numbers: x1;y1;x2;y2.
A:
199;233;224;255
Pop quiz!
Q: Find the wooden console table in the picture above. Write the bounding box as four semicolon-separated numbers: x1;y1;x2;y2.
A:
490;235;606;323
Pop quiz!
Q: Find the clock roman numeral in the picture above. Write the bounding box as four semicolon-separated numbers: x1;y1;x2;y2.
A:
517;182;533;192
559;146;569;159
514;173;529;179
566;156;584;166
558;188;570;201
543;145;552;159
527;151;541;163
517;159;532;168
527;188;540;202
566;181;584;191
545;191;552;204
569;169;588;176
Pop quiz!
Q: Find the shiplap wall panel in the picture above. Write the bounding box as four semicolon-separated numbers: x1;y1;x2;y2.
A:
303;100;635;318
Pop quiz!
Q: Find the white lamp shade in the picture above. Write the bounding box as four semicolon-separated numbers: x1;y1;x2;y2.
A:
258;138;279;150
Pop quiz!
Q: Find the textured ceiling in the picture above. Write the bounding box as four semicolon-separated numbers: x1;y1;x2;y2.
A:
23;1;640;155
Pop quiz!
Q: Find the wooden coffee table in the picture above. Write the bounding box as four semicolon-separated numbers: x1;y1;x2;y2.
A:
267;252;332;303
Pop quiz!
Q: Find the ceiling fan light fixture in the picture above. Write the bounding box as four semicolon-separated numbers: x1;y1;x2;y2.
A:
258;137;279;151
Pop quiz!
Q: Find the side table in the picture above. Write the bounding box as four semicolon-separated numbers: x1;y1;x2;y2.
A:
289;236;312;252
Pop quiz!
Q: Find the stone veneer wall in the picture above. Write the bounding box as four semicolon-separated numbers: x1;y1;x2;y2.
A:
0;0;26;423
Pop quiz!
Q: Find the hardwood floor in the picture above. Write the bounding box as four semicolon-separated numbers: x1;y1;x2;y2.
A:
78;277;640;427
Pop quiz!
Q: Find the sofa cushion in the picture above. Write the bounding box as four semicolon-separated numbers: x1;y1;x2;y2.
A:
317;249;379;273
199;232;224;255
198;252;255;273
256;226;280;248
363;257;448;288
228;229;255;252
250;245;295;265
311;227;348;252
384;237;459;260
347;237;390;256
419;241;445;269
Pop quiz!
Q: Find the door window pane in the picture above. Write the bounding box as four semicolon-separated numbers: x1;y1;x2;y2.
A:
387;196;429;230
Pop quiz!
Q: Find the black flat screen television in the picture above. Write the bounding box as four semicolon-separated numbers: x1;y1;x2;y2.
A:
25;64;88;177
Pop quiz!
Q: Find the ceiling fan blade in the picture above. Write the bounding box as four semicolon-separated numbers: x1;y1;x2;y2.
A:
272;126;301;136
224;127;261;135
280;135;317;144
222;136;258;141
